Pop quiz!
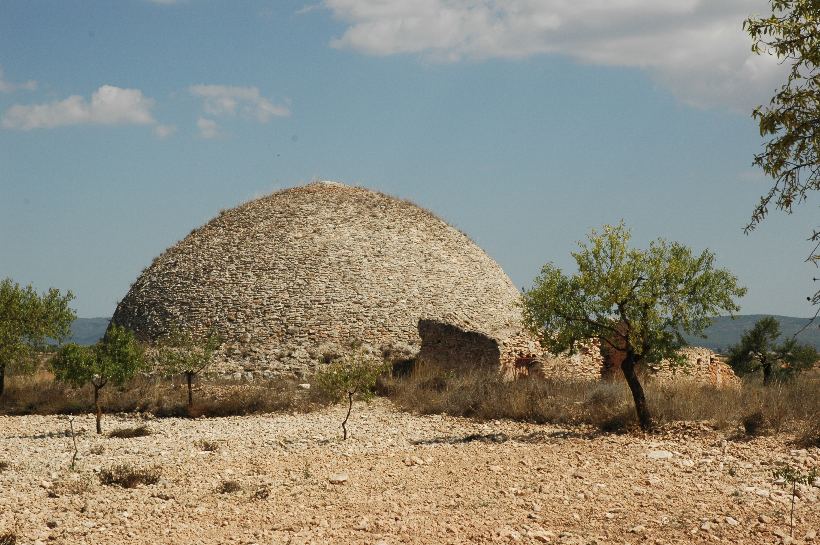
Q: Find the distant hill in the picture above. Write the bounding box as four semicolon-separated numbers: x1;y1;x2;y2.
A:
682;315;820;353
68;314;820;352
69;317;109;345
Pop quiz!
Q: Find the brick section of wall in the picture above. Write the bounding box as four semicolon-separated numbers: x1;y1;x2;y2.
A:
112;182;523;378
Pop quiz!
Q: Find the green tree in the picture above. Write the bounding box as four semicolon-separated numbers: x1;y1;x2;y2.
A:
522;223;746;431
314;353;386;440
0;278;75;397
727;316;818;384
52;325;145;434
155;327;221;408
744;1;820;306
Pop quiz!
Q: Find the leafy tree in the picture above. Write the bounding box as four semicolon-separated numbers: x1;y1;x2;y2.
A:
744;1;820;306
51;325;145;434
155;327;221;408
522;223;746;431
0;278;75;397
727;316;818;384
314;353;387;440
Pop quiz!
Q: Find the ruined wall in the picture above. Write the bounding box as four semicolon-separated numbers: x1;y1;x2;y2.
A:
647;347;741;388
499;331;604;381
112;182;522;378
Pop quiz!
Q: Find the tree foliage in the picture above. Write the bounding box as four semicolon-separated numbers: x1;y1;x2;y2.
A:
51;325;145;433
727;316;818;383
522;223;746;431
745;1;820;227
314;352;387;440
0;278;75;396
744;1;820;304
155;327;221;407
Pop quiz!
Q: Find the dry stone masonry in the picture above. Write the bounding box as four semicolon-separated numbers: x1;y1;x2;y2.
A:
649;347;741;388
113;181;529;377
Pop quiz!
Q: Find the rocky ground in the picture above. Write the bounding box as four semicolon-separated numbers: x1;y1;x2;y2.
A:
0;399;817;545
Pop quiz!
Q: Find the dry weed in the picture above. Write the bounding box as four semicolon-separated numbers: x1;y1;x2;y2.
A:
100;464;161;488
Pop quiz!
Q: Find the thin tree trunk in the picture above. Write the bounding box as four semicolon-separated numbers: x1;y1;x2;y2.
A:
0;363;5;398
94;385;102;434
790;481;796;536
187;372;194;408
762;361;772;385
621;352;653;432
342;391;354;440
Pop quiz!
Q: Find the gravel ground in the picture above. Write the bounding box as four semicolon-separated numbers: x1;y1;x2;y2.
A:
0;399;818;544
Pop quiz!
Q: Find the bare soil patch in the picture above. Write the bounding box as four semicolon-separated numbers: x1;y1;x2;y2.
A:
0;399;817;544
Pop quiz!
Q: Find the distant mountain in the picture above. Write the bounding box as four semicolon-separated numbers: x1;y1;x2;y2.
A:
682;315;820;353
68;314;820;352
69;317;109;345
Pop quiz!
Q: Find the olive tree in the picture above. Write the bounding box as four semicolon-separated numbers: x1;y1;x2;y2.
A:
314;353;387;440
0;278;75;396
522;223;746;431
727;316;818;384
51;325;145;434
155;327;221;408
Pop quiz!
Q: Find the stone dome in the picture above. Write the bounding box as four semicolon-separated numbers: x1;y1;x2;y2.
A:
112;181;522;376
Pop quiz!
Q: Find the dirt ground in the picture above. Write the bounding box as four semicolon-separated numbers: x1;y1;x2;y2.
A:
0;399;817;544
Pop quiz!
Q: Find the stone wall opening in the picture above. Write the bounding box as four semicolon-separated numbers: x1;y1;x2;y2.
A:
416;319;501;372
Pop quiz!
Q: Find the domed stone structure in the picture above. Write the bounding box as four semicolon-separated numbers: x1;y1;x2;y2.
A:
112;181;529;377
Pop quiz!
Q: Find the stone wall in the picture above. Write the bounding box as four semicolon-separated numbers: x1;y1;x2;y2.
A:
499;331;604;380
646;347;741;388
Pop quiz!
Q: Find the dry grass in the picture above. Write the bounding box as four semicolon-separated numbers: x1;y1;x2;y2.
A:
108;425;152;439
216;480;242;494
385;365;820;434
0;371;333;418
100;464;162;488
195;439;220;452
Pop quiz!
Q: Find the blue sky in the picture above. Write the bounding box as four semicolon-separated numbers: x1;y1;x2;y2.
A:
0;0;816;318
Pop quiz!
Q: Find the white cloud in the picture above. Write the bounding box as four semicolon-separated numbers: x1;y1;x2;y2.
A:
0;66;37;93
322;0;786;110
197;117;220;139
153;124;177;139
2;85;156;130
189;85;290;122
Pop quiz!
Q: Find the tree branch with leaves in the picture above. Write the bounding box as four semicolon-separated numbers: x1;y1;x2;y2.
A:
0;278;75;397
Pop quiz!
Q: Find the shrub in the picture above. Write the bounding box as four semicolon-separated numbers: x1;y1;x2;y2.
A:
107;425;152;439
0;530;16;545
253;484;270;500
743;411;769;436
315;353;388;439
195;439;220;452
0;461;9;472
216;480;242;494
100;464;161;488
